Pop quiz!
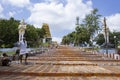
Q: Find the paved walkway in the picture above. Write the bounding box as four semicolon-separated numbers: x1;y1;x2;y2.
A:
0;46;120;80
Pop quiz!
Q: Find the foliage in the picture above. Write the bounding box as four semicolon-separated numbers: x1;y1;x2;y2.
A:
0;17;19;47
42;23;51;38
95;31;120;46
95;33;104;45
62;8;101;46
42;43;50;47
84;9;101;37
0;17;46;48
61;36;69;45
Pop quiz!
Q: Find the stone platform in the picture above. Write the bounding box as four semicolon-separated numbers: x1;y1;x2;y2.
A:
0;46;120;80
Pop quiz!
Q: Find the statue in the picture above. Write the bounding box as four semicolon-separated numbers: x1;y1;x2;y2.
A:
18;19;28;64
103;27;109;43
18;19;26;42
101;17;114;49
103;17;109;44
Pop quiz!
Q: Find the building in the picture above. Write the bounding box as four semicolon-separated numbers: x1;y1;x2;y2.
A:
42;23;52;44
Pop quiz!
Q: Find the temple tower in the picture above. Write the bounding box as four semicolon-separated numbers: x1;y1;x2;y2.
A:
42;23;52;44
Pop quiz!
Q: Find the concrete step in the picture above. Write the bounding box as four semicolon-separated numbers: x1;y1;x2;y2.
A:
1;70;120;77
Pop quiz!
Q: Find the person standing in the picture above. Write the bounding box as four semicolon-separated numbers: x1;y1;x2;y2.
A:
19;38;28;64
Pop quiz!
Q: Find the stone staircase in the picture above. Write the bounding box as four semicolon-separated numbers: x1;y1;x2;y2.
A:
0;46;120;80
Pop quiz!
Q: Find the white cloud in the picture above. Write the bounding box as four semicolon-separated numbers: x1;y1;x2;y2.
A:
2;0;31;7
106;13;120;32
44;0;66;4
0;4;4;18
8;11;16;17
27;0;93;43
0;4;3;13
52;37;62;44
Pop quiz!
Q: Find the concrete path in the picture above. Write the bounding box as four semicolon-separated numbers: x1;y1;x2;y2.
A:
0;46;120;80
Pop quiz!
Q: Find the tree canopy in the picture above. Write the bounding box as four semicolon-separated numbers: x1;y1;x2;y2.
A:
62;8;120;47
0;17;46;48
62;9;101;46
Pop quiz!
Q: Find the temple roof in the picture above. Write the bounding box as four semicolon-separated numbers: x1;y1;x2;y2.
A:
42;23;51;38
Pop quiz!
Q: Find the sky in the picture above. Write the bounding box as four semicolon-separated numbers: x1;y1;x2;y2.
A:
0;0;120;43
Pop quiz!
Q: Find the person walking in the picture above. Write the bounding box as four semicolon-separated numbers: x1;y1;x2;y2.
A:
19;38;28;64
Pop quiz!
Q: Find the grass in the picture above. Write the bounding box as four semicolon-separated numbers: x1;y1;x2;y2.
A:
0;51;15;56
7;51;15;55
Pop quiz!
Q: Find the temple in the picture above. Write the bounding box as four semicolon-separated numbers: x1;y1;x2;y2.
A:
42;23;52;44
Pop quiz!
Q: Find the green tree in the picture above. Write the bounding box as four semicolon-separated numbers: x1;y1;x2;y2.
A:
0;17;46;48
95;31;120;47
74;25;90;46
62;8;101;46
0;17;19;47
95;33;104;45
84;9;101;42
61;36;70;45
74;9;101;46
36;28;46;46
25;25;38;47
